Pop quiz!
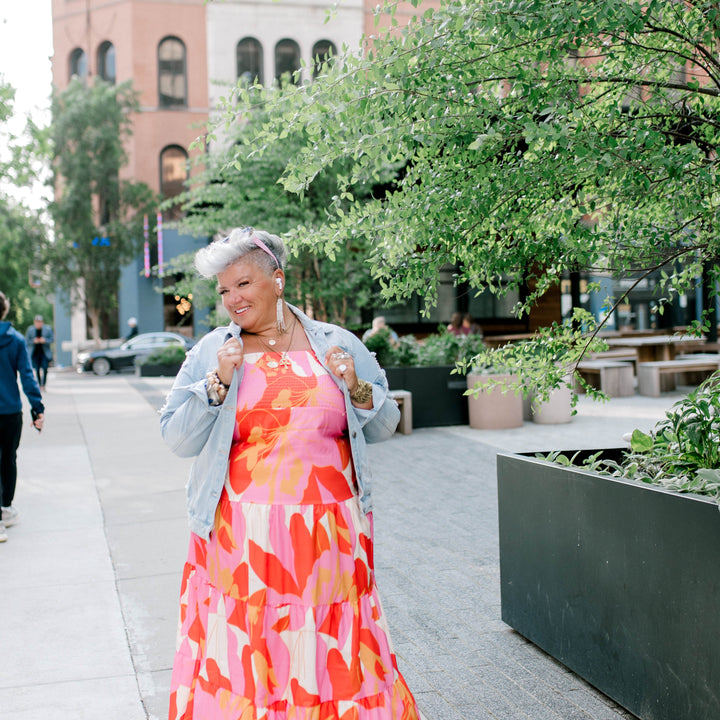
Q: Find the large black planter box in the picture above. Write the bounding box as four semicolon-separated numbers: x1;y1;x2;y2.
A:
497;450;720;720
384;365;467;428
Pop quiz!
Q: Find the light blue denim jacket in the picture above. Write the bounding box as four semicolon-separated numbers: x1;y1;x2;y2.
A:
160;305;400;539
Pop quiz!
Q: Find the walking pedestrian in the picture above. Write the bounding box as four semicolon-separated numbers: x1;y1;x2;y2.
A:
0;292;44;542
160;228;418;719
25;314;53;389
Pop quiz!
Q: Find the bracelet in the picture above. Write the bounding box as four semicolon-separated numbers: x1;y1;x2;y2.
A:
350;378;373;404
206;370;229;406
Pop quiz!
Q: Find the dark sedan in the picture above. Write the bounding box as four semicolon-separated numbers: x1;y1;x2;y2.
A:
77;331;195;376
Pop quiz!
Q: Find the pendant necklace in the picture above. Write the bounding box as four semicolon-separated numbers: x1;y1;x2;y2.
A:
257;317;297;369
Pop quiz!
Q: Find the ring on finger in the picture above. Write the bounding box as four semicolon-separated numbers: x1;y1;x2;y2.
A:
338;363;348;373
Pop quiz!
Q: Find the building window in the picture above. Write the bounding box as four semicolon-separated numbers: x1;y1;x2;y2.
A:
312;40;336;79
160;145;189;220
158;37;187;108
69;48;88;81
237;37;263;86
97;41;116;84
275;39;301;86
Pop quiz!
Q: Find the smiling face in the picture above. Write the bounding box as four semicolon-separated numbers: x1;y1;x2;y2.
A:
216;259;282;334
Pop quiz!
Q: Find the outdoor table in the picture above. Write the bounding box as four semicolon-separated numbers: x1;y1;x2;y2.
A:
604;335;703;363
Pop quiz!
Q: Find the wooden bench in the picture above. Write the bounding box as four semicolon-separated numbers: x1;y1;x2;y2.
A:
577;360;635;397
389;389;412;434
637;357;720;397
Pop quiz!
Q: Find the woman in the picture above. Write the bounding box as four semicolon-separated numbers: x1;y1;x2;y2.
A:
161;228;419;719
446;312;466;336
0;292;44;543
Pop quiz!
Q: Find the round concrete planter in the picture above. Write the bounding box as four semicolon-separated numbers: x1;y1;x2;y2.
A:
531;376;574;425
466;373;523;429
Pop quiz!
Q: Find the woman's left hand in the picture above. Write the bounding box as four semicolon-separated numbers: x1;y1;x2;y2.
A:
325;346;359;395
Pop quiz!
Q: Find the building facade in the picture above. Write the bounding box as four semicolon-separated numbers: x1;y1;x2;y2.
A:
50;0;372;364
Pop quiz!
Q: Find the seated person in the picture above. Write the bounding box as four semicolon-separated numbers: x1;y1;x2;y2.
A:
362;316;399;346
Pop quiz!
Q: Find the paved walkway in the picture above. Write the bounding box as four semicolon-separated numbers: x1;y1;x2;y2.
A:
1;370;683;719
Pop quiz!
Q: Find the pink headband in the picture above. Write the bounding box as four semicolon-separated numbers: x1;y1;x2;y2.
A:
223;228;281;268
250;234;280;269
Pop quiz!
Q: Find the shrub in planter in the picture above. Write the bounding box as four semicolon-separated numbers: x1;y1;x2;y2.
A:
135;344;187;376
414;331;486;367
554;372;720;505
367;330;485;427
362;327;398;367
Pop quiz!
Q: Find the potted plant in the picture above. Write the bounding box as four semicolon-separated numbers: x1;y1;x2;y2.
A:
497;374;720;720
372;330;486;428
461;324;599;428
135;344;188;377
465;359;523;430
527;370;576;424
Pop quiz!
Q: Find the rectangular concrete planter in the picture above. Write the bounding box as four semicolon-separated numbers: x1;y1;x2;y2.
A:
497;449;720;720
384;365;468;428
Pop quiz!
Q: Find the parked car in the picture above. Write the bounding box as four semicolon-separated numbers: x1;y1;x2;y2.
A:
77;332;195;376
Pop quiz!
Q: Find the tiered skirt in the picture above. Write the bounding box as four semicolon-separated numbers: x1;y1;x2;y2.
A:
169;491;419;720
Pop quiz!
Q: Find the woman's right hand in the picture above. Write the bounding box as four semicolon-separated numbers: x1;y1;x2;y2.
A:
217;338;244;385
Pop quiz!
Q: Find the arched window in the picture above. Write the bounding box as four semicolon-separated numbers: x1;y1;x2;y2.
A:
312;40;336;79
97;41;116;84
160;145;189;220
237;37;263;86
275;39;301;86
69;48;88;81
158;37;187;108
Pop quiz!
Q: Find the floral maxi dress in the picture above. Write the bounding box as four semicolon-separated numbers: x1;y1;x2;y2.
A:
169;350;419;720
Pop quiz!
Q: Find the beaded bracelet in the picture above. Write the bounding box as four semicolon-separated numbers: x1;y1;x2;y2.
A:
206;370;229;406
350;379;373;404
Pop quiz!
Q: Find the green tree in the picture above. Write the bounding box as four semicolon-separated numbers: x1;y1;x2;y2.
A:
47;78;156;340
170;103;394;327
223;0;720;378
0;80;51;326
0;198;51;327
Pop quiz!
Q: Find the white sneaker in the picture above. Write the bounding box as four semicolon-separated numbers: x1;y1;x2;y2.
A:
0;522;7;542
1;506;19;527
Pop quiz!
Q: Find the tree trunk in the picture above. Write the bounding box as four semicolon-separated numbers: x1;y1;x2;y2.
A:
87;306;102;344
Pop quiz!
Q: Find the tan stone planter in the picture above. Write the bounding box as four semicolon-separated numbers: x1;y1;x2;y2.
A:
531;375;574;425
466;373;523;429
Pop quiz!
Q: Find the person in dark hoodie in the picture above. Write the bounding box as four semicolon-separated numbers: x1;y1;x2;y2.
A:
0;292;44;542
25;314;53;389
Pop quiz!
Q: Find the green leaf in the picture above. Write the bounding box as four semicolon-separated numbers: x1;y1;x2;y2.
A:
630;429;654;453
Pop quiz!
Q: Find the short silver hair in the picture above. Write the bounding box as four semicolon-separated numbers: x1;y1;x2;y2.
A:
194;228;287;278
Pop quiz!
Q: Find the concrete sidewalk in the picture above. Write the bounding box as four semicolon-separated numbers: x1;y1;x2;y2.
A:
1;371;681;719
